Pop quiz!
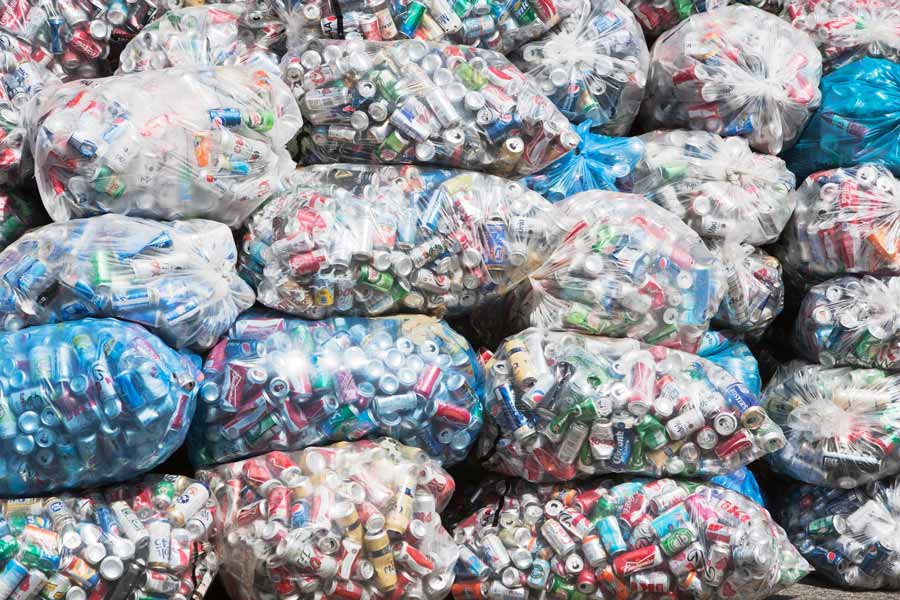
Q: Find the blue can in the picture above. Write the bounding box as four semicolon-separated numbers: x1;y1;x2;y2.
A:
596;515;627;554
208;108;243;128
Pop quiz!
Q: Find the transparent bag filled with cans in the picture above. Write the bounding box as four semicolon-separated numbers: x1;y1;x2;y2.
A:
782;58;900;181
189;312;484;467
240;164;555;319
640;5;822;155
762;360;900;488
198;439;459;600
696;330;761;397
777;164;900;281
623;0;730;39
630;129;796;245
514;0;649;136
0;32;62;186
28;65;301;228
709;241;784;334
0;214;255;351
0;474;218;600
0;0;182;80
795;275;900;371
478;328;786;482
288;38;581;175
0;317;200;496
785;0;900;73
519;121;643;203
0;189;49;251
451;477;809;600
321;0;579;54
116;4;282;75
508;191;726;353
778;475;900;589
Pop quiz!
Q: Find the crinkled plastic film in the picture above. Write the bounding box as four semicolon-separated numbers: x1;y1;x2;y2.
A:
198;439;459;600
0;214;255;350
783;57;900;180
189;312;484;467
452;477;808;599
0;317;200;496
0;474;219;599
779;476;900;589
778;164;900;280
287;38;581;175
624;0;730;38
520;121;643;203
241;164;554;318
710;241;784;334
512;191;725;353
29;66;301;228
710;466;765;505
641;5;822;155
479;328;786;482
696;330;762;397
631;129;796;245
515;0;648;136
786;0;900;73
116;4;281;75
763;360;900;488
795;275;900;371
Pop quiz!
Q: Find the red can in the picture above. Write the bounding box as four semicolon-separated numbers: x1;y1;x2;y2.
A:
267;485;291;525
612;544;663;577
414;365;443;398
241;459;274;489
714;429;753;459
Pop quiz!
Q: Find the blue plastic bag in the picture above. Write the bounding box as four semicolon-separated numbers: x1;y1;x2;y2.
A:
711;467;766;506
784;57;900;180
189;312;484;467
696;329;762;396
520;121;644;202
0;318;199;496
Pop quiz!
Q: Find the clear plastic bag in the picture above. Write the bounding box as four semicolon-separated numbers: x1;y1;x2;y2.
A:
520;121;644;203
0;33;61;186
288;38;580;175
478;328;786;482
0;317;200;496
0;214;255;350
778;164;900;281
509;191;726;353
779;476;900;589
0;474;219;599
710;241;784;334
514;0;649;136
29;66;301;228
198;439;459;600
782;58;900;181
630;129;796;245
641;5;822;155
0;189;49;251
241;164;554;318
762;360;900;488
116;4;281;75
786;0;900;73
710;466;765;505
696;330;761;397
795;275;900;371
0;0;189;80
624;0;730;38
189;312;484;467
452;477;809;599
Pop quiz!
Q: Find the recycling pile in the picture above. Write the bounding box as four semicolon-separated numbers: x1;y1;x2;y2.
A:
4;0;900;596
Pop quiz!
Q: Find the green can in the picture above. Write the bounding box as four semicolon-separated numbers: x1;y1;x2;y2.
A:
310;369;335;393
378;130;409;161
245;413;280;445
0;534;18;561
806;515;846;537
549;574;575;599
244;110;275;132
451;0;474;17
358;265;394;292
400;1;426;36
152;478;177;508
626;434;645;471
636;414;669;450
91;250;112;286
660;526;696;555
374;69;400;103
511;0;537;24
91;166;126;199
453;62;487;91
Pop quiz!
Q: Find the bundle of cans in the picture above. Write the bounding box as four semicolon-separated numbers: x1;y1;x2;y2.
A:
0;214;255;349
642;5;822;155
198;439;459;600
779;475;900;588
287;38;580;174
479;329;786;481
29;66;301;227
452;478;810;599
0;475;217;600
241;164;554;318
0;318;199;496
709;241;784;334
189;313;484;466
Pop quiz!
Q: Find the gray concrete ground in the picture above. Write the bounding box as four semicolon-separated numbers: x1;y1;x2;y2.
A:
773;577;899;599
